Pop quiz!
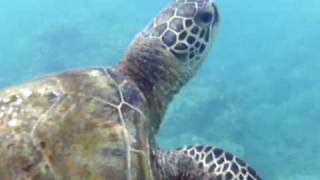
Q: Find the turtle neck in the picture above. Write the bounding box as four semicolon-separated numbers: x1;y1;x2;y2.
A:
116;35;190;132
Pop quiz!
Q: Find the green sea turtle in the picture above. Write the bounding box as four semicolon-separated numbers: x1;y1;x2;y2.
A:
0;0;260;179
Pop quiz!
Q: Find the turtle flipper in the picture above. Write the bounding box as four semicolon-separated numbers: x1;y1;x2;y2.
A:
157;145;260;180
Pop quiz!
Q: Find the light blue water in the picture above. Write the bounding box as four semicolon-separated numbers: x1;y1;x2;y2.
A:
0;0;319;179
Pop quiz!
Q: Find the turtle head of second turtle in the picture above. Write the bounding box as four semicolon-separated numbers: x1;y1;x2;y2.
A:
141;0;220;77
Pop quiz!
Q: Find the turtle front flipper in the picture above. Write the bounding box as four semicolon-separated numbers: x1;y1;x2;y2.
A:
155;145;261;180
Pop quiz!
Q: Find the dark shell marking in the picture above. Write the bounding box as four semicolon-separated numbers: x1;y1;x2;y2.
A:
162;30;177;47
179;145;261;180
185;19;193;28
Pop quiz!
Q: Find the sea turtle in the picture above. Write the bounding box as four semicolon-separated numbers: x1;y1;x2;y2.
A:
0;0;260;179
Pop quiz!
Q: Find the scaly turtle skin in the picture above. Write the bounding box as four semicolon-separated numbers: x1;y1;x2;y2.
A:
0;0;260;179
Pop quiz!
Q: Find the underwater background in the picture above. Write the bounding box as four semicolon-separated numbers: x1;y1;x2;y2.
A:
0;0;319;179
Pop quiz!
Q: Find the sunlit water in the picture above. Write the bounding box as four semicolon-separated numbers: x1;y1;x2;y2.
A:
1;0;319;179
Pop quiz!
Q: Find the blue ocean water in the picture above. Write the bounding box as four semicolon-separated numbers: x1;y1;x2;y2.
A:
0;0;319;179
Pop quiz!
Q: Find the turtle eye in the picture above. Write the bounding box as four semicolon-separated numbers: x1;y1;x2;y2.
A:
196;12;213;24
200;12;213;23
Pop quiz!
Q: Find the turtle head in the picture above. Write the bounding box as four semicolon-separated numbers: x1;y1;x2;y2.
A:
142;0;220;76
118;0;219;130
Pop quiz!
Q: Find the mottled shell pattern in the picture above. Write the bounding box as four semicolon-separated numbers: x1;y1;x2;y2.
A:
0;68;153;179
